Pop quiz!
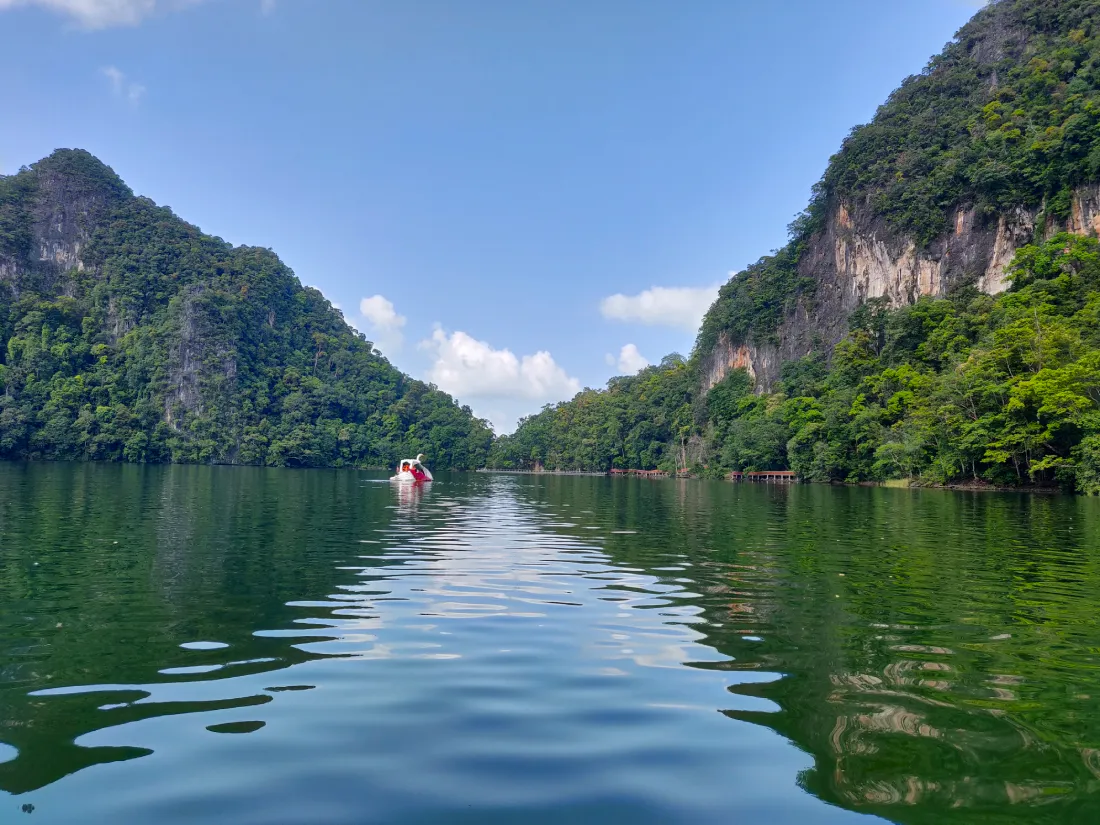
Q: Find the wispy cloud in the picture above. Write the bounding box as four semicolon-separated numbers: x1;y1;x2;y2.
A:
260;0;274;14
0;0;209;28
599;284;720;332
101;65;146;104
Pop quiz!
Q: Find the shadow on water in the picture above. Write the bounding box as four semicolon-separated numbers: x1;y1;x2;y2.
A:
506;476;1100;824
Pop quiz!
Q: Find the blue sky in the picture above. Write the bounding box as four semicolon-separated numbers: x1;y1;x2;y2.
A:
0;0;983;432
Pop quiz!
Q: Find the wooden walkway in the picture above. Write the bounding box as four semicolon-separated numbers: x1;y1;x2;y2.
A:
478;469;606;476
729;470;798;484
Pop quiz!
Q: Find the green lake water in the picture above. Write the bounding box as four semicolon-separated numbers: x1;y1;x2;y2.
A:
1;462;1099;824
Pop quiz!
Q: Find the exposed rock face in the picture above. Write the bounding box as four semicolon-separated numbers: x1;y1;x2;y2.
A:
702;187;1100;392
1;150;228;429
698;0;1100;396
32;167;104;273
1067;182;1100;238
0;149;130;294
1;148;495;469
163;286;240;425
701;339;758;392
165;288;206;425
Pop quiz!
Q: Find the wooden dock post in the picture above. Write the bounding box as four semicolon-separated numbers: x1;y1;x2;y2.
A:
732;471;797;484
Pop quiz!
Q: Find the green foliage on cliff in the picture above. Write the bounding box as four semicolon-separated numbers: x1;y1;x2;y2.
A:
825;0;1100;245
694;225;819;356
697;0;1100;359
0;150;493;469
498;234;1100;493
0;173;37;259
489;355;696;473
771;233;1100;491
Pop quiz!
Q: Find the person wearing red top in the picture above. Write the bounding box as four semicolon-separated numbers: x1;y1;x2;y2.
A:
409;464;428;482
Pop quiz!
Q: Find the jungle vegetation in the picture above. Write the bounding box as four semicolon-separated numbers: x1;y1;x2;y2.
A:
493;0;1100;493
0;151;493;469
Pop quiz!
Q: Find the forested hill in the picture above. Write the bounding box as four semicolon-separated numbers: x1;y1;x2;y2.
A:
491;0;1100;493
0;149;493;468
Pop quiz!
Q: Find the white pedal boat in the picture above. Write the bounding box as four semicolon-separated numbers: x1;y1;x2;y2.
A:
390;454;434;483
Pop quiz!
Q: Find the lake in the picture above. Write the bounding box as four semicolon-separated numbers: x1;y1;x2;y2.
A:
1;463;1099;824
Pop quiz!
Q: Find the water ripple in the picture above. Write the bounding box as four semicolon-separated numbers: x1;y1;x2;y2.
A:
2;467;1100;823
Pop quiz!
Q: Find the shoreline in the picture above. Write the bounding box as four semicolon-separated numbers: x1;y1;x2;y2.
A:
1;459;1072;495
480;466;1069;495
476;469;608;477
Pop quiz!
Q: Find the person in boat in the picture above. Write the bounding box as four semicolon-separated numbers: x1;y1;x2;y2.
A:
408;463;428;482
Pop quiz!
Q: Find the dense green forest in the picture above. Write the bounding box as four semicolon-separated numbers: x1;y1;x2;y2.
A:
492;234;1100;492
0;150;493;469
6;0;1100;487
491;354;698;473
492;0;1100;493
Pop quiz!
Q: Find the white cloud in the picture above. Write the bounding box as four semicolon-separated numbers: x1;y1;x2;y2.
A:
358;294;406;354
101;65;145;104
599;284;720;331
360;294;405;330
420;327;580;402
0;0;202;28
260;0;274;14
611;344;649;375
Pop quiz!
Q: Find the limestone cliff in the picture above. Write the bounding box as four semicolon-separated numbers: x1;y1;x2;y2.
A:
701;188;1100;392
0;149;130;293
698;0;1100;392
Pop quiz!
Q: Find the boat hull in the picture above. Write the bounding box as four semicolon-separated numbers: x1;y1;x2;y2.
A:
390;471;430;483
391;458;434;483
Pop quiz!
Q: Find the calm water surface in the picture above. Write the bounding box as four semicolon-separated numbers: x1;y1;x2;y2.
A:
2;463;1100;824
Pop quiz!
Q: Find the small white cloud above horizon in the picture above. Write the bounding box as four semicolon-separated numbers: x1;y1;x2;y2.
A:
0;0;203;28
420;327;580;403
358;294;406;355
608;344;649;375
599;284;720;331
101;65;145;104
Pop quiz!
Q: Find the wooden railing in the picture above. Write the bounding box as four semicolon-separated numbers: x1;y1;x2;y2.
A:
729;470;798;484
610;468;670;478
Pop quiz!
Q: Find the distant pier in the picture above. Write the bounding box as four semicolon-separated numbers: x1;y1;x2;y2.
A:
610;468;671;479
477;469;607;476
729;471;798;484
479;467;799;482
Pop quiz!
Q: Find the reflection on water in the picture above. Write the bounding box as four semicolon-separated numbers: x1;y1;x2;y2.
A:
1;463;1099;824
